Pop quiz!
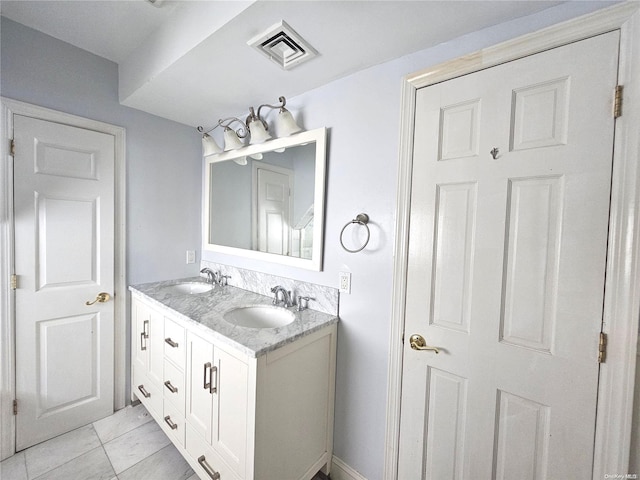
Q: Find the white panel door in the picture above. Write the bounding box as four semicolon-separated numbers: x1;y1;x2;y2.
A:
398;32;619;479
14;115;115;450
254;164;292;255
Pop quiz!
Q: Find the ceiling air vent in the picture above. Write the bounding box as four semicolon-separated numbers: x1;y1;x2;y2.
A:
248;20;318;71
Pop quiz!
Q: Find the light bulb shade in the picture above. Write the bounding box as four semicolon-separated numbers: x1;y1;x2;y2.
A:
249;153;263;160
249;119;272;144
233;156;248;166
276;109;302;137
223;128;245;151
202;133;222;156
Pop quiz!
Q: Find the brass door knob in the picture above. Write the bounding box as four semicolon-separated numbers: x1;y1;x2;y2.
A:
409;334;440;354
85;292;111;305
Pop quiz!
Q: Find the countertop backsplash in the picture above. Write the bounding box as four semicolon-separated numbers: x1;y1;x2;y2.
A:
200;261;339;316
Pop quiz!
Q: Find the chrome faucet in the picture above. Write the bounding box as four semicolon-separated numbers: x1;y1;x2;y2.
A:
271;285;293;307
200;268;216;284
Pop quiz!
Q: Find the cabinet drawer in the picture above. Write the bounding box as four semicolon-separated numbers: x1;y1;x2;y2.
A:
163;359;185;413
186;423;241;480
164;317;185;368
133;365;162;417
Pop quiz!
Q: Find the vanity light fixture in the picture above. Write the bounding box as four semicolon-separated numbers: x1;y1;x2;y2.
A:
196;96;302;160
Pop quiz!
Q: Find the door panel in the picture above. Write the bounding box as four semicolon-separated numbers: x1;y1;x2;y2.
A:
36;195;97;288
398;32;619;479
14;115;115;450
254;164;292;255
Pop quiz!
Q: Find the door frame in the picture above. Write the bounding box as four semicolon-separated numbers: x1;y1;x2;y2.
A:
384;3;640;479
0;97;127;460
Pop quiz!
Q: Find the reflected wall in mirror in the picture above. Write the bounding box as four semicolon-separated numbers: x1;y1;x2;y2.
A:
203;128;326;271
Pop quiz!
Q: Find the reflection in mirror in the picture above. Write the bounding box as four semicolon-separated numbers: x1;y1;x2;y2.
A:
203;128;326;271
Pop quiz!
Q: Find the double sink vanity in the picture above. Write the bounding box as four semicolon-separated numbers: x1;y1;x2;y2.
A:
130;127;336;479
130;273;338;480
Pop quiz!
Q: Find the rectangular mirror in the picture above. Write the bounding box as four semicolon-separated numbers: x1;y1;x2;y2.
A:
203;127;327;270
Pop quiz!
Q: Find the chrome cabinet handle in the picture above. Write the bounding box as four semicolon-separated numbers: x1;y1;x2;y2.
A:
164;380;178;393
164;415;178;430
203;362;211;391
140;320;149;351
409;334;440;354
203;362;217;394
198;455;221;480
165;337;179;348
209;364;218;394
85;292;110;305
137;384;151;398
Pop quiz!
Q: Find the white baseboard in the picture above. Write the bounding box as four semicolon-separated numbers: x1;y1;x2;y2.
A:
330;456;367;480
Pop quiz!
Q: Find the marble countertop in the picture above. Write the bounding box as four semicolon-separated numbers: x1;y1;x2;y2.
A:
129;277;338;358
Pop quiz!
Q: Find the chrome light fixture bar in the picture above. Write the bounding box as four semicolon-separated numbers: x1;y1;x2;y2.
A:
197;96;302;162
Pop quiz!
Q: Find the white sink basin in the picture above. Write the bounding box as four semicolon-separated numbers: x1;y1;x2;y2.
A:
164;282;214;295
224;305;295;329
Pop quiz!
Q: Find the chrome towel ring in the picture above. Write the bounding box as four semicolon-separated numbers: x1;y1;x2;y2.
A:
340;213;370;253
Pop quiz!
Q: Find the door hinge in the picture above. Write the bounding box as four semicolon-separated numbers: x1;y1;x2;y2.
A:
13;399;17;415
10;274;17;290
9;139;15;156
598;332;608;364
614;85;623;118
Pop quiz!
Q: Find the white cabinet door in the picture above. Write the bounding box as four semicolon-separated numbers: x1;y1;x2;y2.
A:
132;299;149;374
186;331;214;443
212;345;249;479
132;298;164;415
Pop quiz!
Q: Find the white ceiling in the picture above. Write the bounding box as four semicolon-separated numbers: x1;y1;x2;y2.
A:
1;0;569;128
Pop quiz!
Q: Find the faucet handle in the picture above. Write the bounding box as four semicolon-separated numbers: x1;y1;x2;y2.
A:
219;275;230;286
296;296;315;311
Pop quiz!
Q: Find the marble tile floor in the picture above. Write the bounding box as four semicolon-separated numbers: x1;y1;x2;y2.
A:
0;404;329;480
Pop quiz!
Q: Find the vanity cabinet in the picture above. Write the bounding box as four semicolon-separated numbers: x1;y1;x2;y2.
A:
130;293;337;480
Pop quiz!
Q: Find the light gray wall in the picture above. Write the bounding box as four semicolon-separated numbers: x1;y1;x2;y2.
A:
0;17;202;285
200;2;629;478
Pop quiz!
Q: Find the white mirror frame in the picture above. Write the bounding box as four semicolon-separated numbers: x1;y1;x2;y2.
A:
203;127;327;271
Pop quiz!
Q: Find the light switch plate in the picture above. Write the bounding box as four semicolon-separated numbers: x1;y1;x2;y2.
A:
186;250;196;264
339;271;351;294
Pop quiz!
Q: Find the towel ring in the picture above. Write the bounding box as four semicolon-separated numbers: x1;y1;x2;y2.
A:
340;213;370;253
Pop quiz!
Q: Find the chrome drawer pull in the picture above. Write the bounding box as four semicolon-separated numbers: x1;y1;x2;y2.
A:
164;415;178;430
198;455;221;480
137;385;151;398
164;337;179;348
140;332;146;351
164;380;178;393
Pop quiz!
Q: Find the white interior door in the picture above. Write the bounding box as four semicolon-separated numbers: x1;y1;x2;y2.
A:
253;163;292;255
14;115;115;450
398;32;619;479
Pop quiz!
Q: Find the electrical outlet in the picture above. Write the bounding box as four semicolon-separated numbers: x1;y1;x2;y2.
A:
186;250;196;264
339;271;351;294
